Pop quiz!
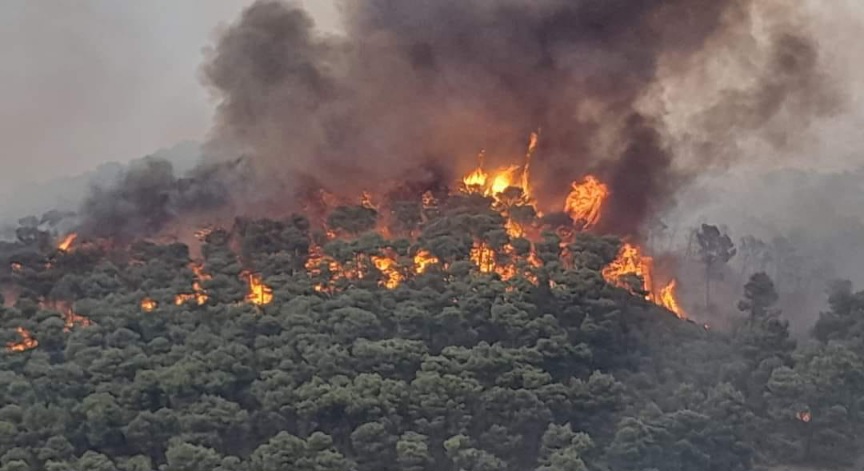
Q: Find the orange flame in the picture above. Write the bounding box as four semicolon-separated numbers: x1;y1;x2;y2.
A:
175;263;210;306
602;243;653;298
7;327;38;352
244;272;273;306
602;244;687;317
565;176;609;230
658;279;687;319
372;255;402;289
57;233;78;252
413;250;439;274
520;130;539;199
470;242;498;274
140;298;158;312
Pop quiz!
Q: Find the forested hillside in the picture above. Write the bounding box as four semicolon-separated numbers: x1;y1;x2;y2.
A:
0;193;862;471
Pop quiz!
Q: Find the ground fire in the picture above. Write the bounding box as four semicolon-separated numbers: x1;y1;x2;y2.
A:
3;132;691;356
57;233;77;252
7;327;38;352
175;263;210;306
141;298;158;312
244;272;273;306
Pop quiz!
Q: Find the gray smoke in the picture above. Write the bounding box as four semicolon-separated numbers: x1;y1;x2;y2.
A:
202;0;842;237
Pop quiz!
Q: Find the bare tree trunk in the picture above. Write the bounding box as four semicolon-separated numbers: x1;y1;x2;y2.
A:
705;262;711;312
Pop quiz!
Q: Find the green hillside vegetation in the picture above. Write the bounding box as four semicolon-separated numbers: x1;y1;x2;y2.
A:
0;194;861;471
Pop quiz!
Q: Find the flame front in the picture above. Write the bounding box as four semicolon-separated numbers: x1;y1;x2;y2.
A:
372;255;402;289
658;279;687;319
565;176;609;230
602;243;688;317
7;327;38;352
413;250;439;274
141;298;158;312
175;263;210;306
57;233;78;252
245;273;273;306
602;243;653;298
470;242;498;274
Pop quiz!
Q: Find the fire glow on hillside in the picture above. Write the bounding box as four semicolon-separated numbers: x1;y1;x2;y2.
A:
4;133;688;354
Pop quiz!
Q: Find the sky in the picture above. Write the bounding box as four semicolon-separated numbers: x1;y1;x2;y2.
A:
1;0;863;195
0;0;340;192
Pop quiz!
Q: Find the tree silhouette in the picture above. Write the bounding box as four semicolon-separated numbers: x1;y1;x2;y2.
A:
696;224;737;311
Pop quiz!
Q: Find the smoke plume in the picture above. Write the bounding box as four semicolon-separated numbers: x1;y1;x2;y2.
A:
200;0;840;237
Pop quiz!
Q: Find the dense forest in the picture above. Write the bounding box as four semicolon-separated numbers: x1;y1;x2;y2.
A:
0;186;862;471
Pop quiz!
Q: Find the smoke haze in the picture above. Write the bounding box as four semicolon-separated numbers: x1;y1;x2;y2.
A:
0;0;339;219
202;0;843;237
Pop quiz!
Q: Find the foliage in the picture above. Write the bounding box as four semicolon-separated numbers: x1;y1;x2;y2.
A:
0;199;860;471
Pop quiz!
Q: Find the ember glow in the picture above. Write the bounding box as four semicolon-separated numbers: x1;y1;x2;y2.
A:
56;302;92;332
57;233;78;252
244;272;273;306
797;411;812;423
140;298;158;312
565;176;609;231
7;327;38;352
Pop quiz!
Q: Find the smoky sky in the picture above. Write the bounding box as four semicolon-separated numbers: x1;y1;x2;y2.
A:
0;0;340;206
201;0;844;237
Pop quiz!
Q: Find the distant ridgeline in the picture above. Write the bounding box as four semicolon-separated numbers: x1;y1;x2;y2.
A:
0;195;862;470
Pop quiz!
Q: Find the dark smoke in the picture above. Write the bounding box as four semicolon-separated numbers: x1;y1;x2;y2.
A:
79;157;238;240
180;0;833;239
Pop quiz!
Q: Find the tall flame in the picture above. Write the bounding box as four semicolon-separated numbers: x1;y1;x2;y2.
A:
57;233;78;252
470;242;498;274
521;130;539;199
658;279;687;319
244;272;273;306
7;327;38;352
565;176;609;230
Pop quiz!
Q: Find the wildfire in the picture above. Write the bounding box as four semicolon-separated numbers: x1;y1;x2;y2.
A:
470;241;498;274
601;243;688;318
489;165;521;196
140;298;158;312
175;263;210;306
64;310;91;332
796;411;812;423
413;250;440;274
565;176;609;230
372;254;403;289
7;327;38;352
658;279;687;319
244;272;273;306
10;262;22;273
57;233;78;252
602;243;654;298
